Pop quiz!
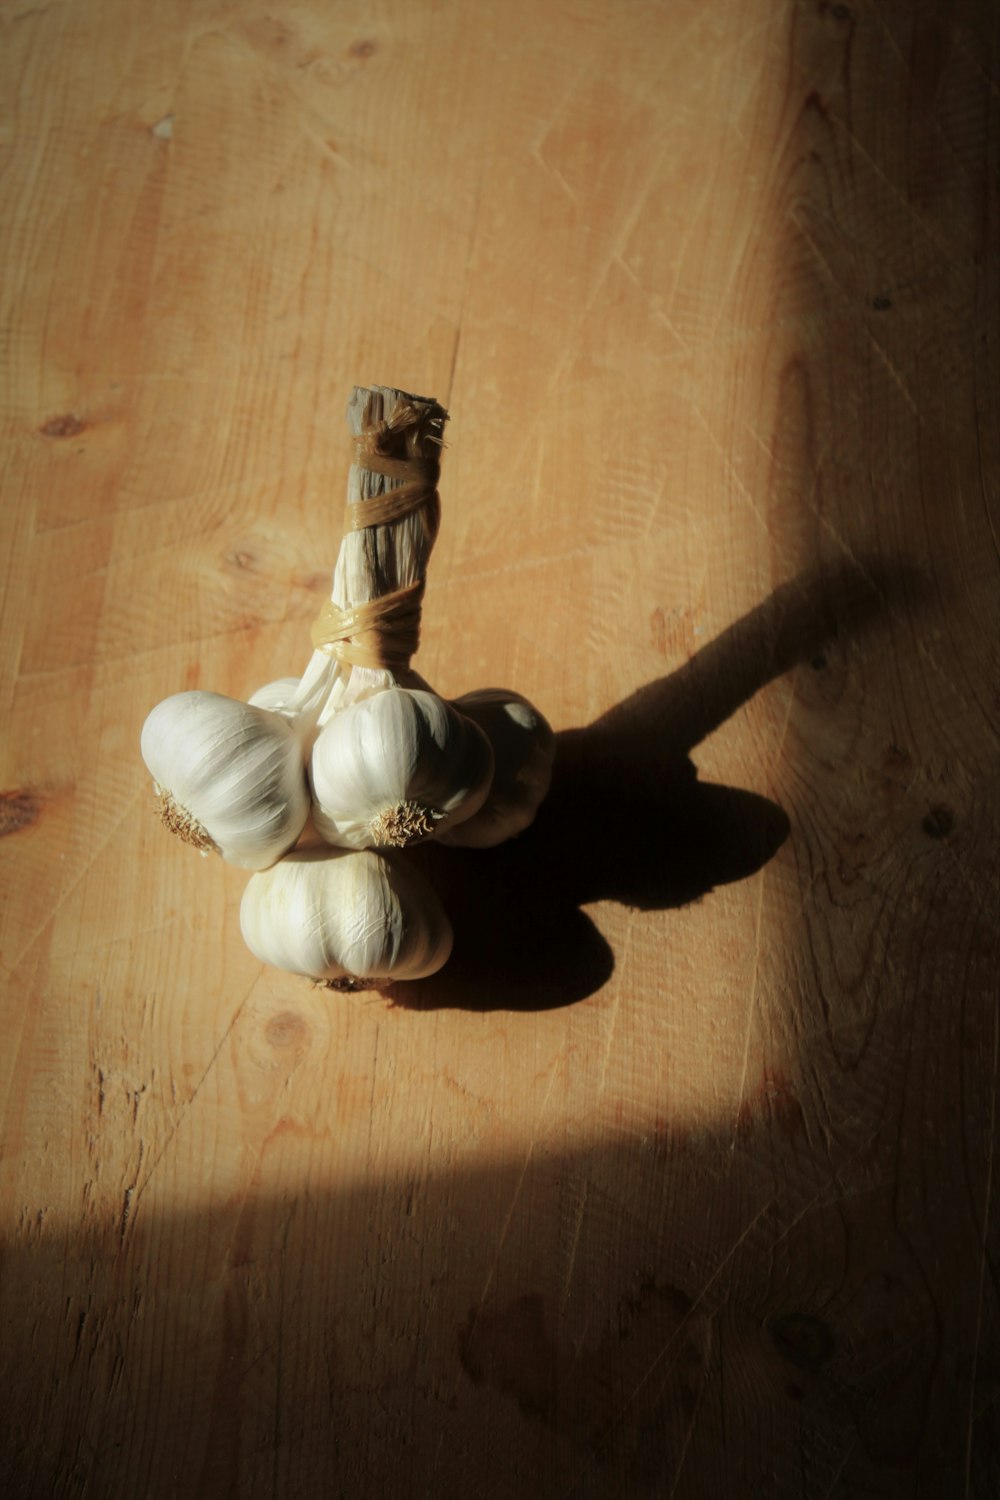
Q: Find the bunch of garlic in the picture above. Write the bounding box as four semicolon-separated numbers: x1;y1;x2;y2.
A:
141;383;554;988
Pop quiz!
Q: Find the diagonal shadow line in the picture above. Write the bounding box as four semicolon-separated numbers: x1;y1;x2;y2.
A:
396;554;926;1012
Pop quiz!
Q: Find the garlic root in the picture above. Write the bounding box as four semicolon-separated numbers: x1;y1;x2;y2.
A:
155;786;218;854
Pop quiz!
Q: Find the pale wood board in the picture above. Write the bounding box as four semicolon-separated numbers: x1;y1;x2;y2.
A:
1;1;998;1495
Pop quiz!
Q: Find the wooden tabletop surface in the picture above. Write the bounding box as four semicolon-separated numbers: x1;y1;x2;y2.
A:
2;1;997;1495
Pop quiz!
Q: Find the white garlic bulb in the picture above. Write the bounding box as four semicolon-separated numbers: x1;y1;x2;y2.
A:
309;686;494;849
140;690;310;870
240;846;453;983
440;689;555;848
248;677;302;714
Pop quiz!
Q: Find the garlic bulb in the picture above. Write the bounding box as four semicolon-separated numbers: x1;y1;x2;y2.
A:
440;689;555;848
140;690;310;870
240;846;453;983
309;686;494;849
248;677;302;714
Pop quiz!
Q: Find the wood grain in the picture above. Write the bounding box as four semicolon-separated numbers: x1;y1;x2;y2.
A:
1;1;997;1496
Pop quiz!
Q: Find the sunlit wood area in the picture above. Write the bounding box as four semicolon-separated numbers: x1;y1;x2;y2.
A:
2;0;997;1495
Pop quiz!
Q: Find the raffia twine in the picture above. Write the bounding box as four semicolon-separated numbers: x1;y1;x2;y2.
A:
310;394;447;671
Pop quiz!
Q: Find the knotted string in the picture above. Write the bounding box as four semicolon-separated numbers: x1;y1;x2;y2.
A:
311;397;446;670
310;581;426;671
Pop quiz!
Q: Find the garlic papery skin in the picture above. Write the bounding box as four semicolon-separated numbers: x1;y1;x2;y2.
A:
322;386;444;707
240;847;453;983
140;690;310;870
439;689;555;848
309;686;494;850
248;677;302;714
251;668;438;732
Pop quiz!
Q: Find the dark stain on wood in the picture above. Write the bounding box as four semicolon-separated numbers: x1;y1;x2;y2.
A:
769;1078;806;1139
922;804;954;839
769;1312;835;1371
804;89;830;120
461;1276;706;1465
459;1294;555;1420
738;1070;805;1139
265;1010;310;1050
349;38;377;60
39;413;87;438
882;742;912;780
0;790;41;836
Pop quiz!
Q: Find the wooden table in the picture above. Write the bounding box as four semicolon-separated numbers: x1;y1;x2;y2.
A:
2;1;997;1495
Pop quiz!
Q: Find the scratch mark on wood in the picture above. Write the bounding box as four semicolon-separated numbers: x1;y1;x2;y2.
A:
71;1309;88;1366
667;1343;710;1500
965;987;998;1491
595;983;623;1101
819;1436;861;1499
690;405;771;534
731;874;767;1150
119;1184;134;1245
799;482;883;585
561;1199;774;1499
271;1200;298;1499
133;974;260;1204
503;131;676;479
435;539;615;591
862;325;919;416
560;1178;590;1312
613;252;694;355
3;784;143;978
526;56;591;158
826;111;954;261
445;154;485;408
477;1063;560;1311
530;142;581;207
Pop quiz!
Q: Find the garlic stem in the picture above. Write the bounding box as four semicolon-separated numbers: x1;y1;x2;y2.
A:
312;385;447;708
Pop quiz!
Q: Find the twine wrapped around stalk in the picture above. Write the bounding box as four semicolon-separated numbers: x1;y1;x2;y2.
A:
310;583;426;671
310;389;447;673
